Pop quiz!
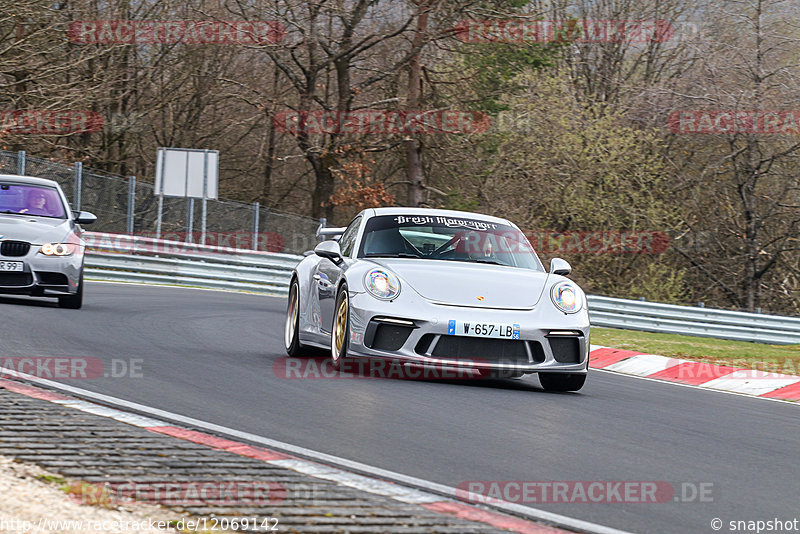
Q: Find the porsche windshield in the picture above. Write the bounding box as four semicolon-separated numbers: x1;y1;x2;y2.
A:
358;214;544;271
0;184;67;219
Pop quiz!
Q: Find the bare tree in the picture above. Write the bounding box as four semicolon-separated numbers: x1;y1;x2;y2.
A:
665;0;800;312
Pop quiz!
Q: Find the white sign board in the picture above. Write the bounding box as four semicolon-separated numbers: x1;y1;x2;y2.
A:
154;148;218;199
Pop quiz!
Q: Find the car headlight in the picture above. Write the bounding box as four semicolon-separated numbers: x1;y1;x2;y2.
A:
551;282;582;313
40;243;75;256
365;268;401;300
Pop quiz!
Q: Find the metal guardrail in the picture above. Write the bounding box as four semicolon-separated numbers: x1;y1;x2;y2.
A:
82;232;800;344
84;232;302;296
588;296;800;345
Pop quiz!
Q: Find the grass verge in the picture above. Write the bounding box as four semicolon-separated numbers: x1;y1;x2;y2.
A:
591;327;800;375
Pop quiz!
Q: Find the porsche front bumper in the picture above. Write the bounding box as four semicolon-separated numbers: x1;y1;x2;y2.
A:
344;291;590;375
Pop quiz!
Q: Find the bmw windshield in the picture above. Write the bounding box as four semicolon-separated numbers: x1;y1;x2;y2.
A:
0;183;67;219
357;214;544;271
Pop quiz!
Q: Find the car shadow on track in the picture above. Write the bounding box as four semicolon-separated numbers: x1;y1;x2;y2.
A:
0;295;58;308
425;375;587;395
272;355;584;395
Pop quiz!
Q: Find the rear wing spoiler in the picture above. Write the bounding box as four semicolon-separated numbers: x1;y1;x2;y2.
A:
316;225;346;238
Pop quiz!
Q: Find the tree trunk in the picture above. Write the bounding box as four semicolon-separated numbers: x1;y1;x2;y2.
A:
405;2;433;207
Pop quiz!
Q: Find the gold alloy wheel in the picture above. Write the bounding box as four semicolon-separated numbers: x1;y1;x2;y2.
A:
285;284;298;349
334;293;348;357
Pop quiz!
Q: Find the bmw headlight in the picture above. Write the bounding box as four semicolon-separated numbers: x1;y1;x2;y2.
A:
365;269;401;300
551;282;582;313
40;243;76;256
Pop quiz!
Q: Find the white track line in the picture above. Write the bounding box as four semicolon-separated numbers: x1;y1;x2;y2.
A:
594;368;798;405
0;366;629;534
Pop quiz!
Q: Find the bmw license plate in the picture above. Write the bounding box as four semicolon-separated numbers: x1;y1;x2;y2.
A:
0;261;23;272
448;320;520;340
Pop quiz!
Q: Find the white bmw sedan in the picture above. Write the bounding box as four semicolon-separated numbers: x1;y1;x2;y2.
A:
0;174;96;308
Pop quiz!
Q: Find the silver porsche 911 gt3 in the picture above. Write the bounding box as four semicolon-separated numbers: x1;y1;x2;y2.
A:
285;207;589;391
0;174;96;308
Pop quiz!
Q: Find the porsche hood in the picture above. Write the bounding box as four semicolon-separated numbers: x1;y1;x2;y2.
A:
369;258;550;309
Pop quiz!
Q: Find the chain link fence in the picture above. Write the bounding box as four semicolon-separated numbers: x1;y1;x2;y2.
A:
0;150;320;254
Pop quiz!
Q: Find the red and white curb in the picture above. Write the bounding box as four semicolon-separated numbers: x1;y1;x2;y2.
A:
589;345;800;402
0;376;628;534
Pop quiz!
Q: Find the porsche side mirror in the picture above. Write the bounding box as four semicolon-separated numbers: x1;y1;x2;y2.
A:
73;211;97;225
315;240;344;265
549;258;572;276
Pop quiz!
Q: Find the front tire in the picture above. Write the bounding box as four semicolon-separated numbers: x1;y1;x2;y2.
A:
285;278;304;357
538;373;586;392
331;284;350;371
58;272;83;309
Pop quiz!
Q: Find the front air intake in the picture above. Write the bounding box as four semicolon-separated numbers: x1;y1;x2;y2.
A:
0;273;33;286
431;336;530;366
369;324;414;351
548;337;581;363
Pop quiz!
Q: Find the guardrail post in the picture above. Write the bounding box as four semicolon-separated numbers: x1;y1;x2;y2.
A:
73;162;82;210
200;149;208;246
200;198;207;246
318;218;326;242
156;194;163;239
127;176;136;235
252;202;260;250
17;150;25;175
186;198;194;243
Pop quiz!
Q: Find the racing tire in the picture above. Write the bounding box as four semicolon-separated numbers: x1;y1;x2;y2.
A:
538;372;586;392
331;284;350;371
58;272;83;309
285;278;305;357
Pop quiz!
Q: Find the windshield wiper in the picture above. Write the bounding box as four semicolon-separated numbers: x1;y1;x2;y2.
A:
445;257;505;266
364;252;421;258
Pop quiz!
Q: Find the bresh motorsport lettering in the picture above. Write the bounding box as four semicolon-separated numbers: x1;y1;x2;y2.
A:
393;215;500;231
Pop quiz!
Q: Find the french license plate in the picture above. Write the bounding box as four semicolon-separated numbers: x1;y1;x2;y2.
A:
0;261;23;272
448;320;520;339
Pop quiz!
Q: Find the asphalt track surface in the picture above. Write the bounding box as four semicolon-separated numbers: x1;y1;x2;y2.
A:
1;282;798;534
